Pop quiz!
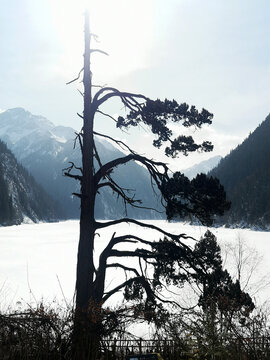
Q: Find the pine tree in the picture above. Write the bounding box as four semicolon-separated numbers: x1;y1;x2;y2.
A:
67;11;230;359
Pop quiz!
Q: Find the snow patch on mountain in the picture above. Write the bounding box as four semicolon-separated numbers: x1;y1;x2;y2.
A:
49;132;67;144
0;107;163;220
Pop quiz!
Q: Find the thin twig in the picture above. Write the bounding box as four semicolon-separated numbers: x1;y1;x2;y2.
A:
66;68;84;85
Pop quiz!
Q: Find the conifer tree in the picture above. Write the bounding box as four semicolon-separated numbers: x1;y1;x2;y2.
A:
67;11;230;359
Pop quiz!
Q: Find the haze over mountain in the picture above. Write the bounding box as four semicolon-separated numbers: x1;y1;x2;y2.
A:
0;108;163;220
182;155;222;180
0;139;62;225
210;113;270;229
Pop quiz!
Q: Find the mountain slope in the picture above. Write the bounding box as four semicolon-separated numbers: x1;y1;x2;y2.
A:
0;108;163;219
182;155;222;179
210;113;270;228
0;140;63;225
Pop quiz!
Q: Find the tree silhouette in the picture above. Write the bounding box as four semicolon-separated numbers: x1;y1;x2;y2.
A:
67;11;230;359
151;231;255;359
191;231;254;357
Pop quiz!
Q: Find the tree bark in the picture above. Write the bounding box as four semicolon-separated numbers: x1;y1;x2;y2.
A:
72;11;101;360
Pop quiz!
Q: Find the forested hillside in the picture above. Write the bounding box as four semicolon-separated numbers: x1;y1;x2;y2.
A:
210;113;270;228
0;140;63;225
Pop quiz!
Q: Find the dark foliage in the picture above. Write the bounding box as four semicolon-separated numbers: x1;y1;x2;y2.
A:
161;172;230;225
150;238;194;289
117;99;213;157
193;230;254;314
0;303;73;359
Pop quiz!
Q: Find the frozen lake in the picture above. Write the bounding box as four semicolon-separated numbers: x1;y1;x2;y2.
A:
0;220;270;312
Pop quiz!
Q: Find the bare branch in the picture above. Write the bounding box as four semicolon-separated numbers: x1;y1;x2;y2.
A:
100;91;148;109
98;180;164;213
96;110;117;123
94;154;168;186
102;276;143;303
97;182;141;206
66;68;84;85
94;233;146;300
99;234;156;268
92;84;107;89
77;89;84;97
63;162;82;181
74;132;83;152
67;161;82;174
110;249;155;259
92;86;149;109
90;33;99;41
93;140;103;170
63;172;82;181
106;263;140;277
93;130;137;154
90;49;109;56
96;218;197;248
95;234;152;301
93;149;164;214
77;112;84;120
97;181;163;214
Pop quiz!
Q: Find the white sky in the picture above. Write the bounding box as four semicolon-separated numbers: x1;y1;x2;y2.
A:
0;0;269;170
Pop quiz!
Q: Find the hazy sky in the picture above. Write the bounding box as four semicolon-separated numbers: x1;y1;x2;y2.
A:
0;0;269;169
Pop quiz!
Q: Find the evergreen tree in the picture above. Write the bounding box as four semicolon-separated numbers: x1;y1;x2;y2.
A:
68;11;230;359
192;231;254;357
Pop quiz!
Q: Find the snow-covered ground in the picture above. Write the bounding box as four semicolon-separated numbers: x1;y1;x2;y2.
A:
0;220;270;313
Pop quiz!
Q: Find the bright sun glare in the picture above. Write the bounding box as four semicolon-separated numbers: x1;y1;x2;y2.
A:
48;0;154;83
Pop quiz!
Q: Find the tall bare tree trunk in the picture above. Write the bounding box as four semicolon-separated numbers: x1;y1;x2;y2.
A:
72;11;100;360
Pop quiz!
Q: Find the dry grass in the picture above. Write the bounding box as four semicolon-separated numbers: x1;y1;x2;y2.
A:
0;302;73;359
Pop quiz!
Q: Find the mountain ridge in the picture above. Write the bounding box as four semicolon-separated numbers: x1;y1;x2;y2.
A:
0;108;164;220
182;155;222;179
0;139;63;225
210;113;270;229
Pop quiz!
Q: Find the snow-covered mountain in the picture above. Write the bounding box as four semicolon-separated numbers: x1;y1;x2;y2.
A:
0;108;163;219
182;155;222;179
0;139;62;225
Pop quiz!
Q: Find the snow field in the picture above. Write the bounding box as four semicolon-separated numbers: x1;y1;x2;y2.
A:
0;220;269;312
